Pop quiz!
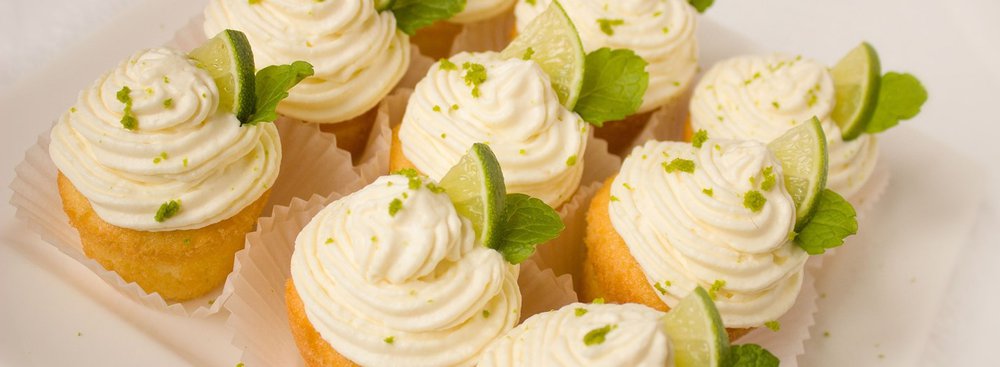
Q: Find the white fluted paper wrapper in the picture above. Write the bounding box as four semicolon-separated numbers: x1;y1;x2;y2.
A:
8;116;375;317
223;192;578;366
449;9;516;55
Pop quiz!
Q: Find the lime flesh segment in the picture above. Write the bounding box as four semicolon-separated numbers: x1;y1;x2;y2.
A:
500;0;585;109
439;143;507;250
768;117;829;230
661;287;730;367
831;42;881;141
189;29;256;122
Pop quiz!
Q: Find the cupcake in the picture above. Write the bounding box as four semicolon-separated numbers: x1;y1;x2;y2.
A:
411;0;518;60
392;52;589;208
204;0;462;156
689;52;926;207
583;139;809;339
515;0;703;154
479;302;673;366
49;46;285;301
287;174;533;365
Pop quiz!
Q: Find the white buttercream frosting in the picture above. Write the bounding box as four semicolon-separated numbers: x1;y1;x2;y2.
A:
515;0;699;113
479;302;673;367
204;0;410;123
50;48;280;232
452;0;517;23
689;53;879;202
399;52;588;207
609;140;807;328
290;174;520;367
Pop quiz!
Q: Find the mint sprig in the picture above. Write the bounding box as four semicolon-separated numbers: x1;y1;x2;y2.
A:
242;61;314;126
795;189;858;255
727;344;780;367
494;193;564;264
384;0;467;36
865;72;927;134
688;0;715;13
574;48;649;127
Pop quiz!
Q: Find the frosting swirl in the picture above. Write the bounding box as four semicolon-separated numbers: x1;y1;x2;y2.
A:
515;0;699;113
290;175;520;367
399;52;588;207
49;48;280;232
609;140;807;328
479;302;673;367
689;53;879;202
204;0;410;123
452;0;517;23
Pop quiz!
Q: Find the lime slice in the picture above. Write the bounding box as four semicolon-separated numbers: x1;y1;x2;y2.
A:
189;29;256;122
439;143;507;250
831;42;881;141
374;0;395;11
661;287;730;367
768;117;829;230
500;0;585;109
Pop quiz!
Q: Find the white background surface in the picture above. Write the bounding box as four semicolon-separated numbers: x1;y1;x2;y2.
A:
1;0;998;366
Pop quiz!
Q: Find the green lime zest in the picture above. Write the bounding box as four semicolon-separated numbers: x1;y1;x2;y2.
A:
116;86;138;130
688;0;715;13
155;200;181;222
583;324;617;346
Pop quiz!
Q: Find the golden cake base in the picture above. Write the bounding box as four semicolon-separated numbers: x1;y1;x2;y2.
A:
57;172;269;301
318;106;379;161
286;279;359;367
410;21;465;60
582;176;752;341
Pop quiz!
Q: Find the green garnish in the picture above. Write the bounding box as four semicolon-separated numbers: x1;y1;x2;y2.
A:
687;0;715;13
654;282;669;295
451;104;460;111
387;0;467;36
596;18;624;36
702;188;714;197
764;321;781;331
389;198;404;217
760;167;776;191
593;297;605;304
573;48;649;126
575;308;588;317
325;238;334;244
743;190;766;212
565;155;578;166
439;58;458;71
583;324;617;346
691;129;709;148
163;98;174;108
482;310;490;318
433;105;442;112
384;336;395;344
154;200;181;222
426;182;446;194
729;344;780;367
116;86;138;130
708;279;726;300
866;72;928;134
243;61;314;126
462;62;488;98
494;193;564;264
522;47;535;60
772;101;781;109
795;189;857;255
663;158;696;174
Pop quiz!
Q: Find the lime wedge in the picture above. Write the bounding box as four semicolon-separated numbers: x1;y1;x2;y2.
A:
831;42;881;141
189;29;256;122
439;143;507;250
374;0;395;11
500;0;585;109
768;117;829;230
661;287;730;367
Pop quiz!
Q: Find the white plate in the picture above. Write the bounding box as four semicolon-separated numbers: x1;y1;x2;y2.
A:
1;0;997;366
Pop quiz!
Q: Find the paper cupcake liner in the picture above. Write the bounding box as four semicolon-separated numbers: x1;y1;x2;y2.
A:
449;9;516;55
8;113;372;317
737;257;821;367
635;89;695;144
224;189;578;365
850;155;890;220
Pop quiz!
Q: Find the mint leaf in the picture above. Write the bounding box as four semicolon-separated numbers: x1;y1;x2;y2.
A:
688;0;715;13
495;193;564;264
865;72;927;134
729;344;780;367
388;0;466;36
574;48;649;127
795;189;857;255
243;61;314;126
